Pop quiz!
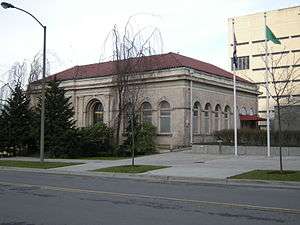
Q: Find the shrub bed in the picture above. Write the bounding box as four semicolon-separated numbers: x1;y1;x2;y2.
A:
121;122;157;156
213;129;300;147
48;123;115;158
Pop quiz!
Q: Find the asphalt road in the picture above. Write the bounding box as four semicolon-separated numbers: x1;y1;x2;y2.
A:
0;170;299;225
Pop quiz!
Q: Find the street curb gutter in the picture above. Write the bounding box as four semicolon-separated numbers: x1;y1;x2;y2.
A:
1;166;300;189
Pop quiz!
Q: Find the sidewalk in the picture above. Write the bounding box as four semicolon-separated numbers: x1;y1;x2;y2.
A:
3;151;300;180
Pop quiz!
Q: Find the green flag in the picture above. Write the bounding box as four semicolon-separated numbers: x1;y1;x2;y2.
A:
266;26;281;44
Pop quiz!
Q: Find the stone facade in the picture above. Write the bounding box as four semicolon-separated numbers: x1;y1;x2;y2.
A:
30;53;259;149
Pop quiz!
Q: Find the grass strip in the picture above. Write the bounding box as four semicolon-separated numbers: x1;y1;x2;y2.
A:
0;160;82;169
229;170;300;182
94;165;169;173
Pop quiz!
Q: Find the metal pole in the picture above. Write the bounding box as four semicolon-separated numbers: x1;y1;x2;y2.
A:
233;67;238;156
232;19;238;156
40;26;46;162
131;108;135;166
264;12;271;157
190;79;193;146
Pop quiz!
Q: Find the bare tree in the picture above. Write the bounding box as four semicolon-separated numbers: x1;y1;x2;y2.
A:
8;62;27;89
107;17;162;165
263;50;300;172
0;83;9;111
28;54;43;84
1;53;47;108
26;54;44;96
0;70;9;111
0;62;27;110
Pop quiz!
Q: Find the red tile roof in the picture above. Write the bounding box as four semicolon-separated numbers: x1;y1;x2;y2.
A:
44;52;250;83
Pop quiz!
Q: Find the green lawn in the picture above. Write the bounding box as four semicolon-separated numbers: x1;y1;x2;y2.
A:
0;160;82;169
94;165;170;173
229;170;300;182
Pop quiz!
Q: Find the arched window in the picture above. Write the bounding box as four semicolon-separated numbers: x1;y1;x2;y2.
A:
240;107;247;115
204;103;211;134
193;102;201;134
92;101;104;124
141;102;152;124
159;101;171;133
214;104;221;131
224;105;231;129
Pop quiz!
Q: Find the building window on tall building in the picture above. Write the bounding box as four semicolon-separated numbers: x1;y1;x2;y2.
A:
159;101;171;133
141;102;152;124
204;103;211;134
193;102;201;134
231;56;249;70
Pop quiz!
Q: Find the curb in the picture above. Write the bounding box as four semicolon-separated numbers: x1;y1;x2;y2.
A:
1;166;300;190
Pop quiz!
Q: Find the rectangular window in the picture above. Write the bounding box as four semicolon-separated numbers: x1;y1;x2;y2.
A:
142;111;152;124
204;118;209;134
231;56;249;71
215;118;219;131
160;116;171;133
224;119;227;130
193;116;198;134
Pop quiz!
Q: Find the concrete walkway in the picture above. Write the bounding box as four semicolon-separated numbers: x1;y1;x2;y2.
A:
3;151;300;179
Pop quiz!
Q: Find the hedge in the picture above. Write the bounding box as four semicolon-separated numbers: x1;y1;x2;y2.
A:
213;129;300;147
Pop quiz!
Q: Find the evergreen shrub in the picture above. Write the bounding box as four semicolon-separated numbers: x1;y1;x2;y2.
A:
122;121;157;156
214;129;300;147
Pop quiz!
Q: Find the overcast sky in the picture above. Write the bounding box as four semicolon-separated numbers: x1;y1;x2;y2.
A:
0;0;299;83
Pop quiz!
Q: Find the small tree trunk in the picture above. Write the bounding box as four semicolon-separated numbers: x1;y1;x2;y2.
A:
115;112;121;145
276;100;283;173
131;110;135;166
115;93;122;146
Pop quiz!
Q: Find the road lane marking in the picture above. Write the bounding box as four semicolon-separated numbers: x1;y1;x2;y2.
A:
1;180;299;214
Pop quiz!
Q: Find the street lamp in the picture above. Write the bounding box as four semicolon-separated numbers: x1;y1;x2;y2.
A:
1;2;46;162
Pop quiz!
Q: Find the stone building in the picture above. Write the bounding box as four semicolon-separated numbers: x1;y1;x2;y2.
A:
31;53;259;149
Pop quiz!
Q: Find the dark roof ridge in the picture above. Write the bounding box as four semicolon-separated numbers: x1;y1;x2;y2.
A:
167;52;250;83
33;52;252;85
73;52;173;68
169;52;185;68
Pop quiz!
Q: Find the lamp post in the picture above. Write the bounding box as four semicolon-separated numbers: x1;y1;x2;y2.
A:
1;2;46;162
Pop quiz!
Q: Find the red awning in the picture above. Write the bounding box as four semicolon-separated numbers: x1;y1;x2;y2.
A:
239;115;266;121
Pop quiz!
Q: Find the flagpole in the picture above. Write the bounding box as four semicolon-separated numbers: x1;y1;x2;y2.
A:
264;12;271;157
190;79;193;146
232;19;238;156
